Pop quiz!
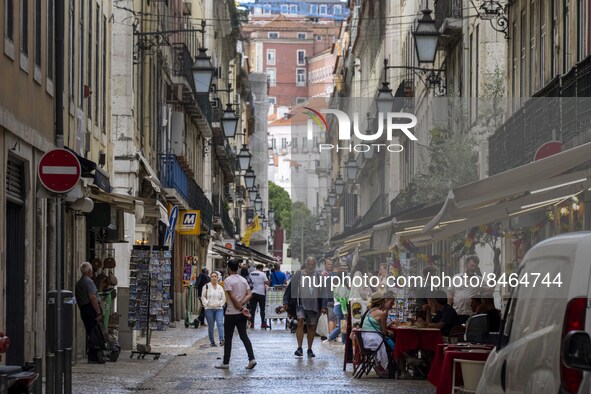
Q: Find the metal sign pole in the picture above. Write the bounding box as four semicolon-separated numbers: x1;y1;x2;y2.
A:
54;0;65;390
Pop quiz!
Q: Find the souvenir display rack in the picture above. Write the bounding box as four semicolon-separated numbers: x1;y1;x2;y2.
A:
128;245;171;360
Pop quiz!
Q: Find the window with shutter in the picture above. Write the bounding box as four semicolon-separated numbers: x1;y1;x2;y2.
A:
6;157;25;204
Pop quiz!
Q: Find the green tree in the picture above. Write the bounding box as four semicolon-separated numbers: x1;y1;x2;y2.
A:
285;202;327;263
268;181;291;228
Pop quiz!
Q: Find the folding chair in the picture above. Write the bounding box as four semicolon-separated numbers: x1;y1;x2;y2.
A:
352;330;396;379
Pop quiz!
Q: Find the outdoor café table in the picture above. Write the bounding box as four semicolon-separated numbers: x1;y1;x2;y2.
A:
389;327;444;359
428;344;494;386
431;347;492;394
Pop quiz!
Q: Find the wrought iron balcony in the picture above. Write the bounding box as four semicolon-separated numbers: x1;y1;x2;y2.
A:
213;193;235;237
435;0;462;47
160;154;213;229
488;56;591;175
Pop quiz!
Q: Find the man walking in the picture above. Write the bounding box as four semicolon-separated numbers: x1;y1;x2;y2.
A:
270;263;286;286
249;264;270;329
215;259;257;370
75;262;104;364
283;256;327;358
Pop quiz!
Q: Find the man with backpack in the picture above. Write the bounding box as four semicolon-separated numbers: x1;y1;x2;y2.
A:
270;263;287;286
282;256;328;358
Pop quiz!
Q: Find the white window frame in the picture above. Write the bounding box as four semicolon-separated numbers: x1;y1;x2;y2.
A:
297;32;307;40
268;97;277;105
334;5;342;15
296;68;306;86
267;49;276;65
296;97;307;105
268;31;279;39
263;4;271;14
290;4;298;14
297;50;306;65
280;4;288;14
320;5;327;15
316;35;323;41
267;68;276;87
310;5;318;14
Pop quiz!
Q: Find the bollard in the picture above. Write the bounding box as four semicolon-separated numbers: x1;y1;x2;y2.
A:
55;349;63;394
46;353;55;394
64;348;71;394
34;356;43;394
0;373;8;394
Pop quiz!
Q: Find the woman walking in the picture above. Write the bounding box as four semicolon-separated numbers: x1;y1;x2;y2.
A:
201;271;226;347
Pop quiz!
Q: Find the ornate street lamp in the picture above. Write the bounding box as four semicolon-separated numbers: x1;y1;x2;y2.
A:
375;81;394;114
412;4;441;64
334;173;345;195
315;221;320;231
248;187;258;202
244;167;256;189
362;113;375;160
327;189;337;207
345;153;358;182
321;208;327;220
237;144;252;171
469;0;509;38
221;103;239;138
254;193;263;212
191;22;216;94
268;209;275;223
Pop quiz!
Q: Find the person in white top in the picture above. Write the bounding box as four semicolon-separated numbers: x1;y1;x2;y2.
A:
202;272;226;347
249;264;270;329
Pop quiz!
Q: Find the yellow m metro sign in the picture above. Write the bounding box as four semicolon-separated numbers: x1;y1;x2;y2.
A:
176;210;201;235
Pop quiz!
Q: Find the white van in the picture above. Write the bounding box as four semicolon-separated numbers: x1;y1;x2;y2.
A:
475;232;591;394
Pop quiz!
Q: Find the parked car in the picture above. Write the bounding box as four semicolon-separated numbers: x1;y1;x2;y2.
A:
474;232;591;394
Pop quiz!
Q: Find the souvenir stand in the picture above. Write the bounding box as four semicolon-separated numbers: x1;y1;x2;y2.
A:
128;245;171;359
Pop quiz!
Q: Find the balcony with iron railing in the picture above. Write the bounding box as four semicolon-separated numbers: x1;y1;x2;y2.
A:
488;56;591;175
160;153;213;229
213;193;235;237
435;0;462;46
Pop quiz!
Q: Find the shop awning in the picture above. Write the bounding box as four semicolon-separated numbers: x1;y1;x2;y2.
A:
65;147;111;192
419;142;591;240
235;243;277;266
138;152;164;194
89;185;168;222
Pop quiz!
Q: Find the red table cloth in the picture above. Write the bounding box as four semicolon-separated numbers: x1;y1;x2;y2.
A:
430;348;491;394
428;344;493;386
390;327;444;359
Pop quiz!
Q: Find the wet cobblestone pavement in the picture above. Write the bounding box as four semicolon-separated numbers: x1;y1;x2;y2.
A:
71;322;435;393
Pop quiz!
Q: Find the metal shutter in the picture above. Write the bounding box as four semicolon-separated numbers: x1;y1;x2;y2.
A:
6;157;25;204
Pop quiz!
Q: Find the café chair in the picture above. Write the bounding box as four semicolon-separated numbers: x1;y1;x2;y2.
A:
446;325;467;344
452;358;486;393
352;330;396;379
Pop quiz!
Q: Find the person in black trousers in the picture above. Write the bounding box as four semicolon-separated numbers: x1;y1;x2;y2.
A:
196;267;211;326
75;262;105;364
215;260;257;370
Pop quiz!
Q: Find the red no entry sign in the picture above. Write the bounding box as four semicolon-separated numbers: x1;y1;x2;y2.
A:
38;148;81;194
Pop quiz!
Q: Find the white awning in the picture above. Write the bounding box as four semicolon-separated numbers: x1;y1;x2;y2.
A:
423;142;591;235
89;185;167;220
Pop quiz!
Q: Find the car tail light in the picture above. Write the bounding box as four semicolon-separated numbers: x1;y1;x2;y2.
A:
561;297;587;394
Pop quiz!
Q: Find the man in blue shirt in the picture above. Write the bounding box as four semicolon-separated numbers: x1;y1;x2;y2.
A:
270;263;287;286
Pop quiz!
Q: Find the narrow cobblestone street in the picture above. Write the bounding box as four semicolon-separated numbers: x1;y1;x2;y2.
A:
72;323;435;393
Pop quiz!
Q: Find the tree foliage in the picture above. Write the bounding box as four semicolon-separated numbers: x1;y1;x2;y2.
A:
285;202;328;263
268;181;291;228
